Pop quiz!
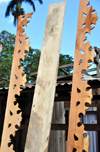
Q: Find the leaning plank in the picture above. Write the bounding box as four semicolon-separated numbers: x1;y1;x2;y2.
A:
0;13;33;152
67;0;98;152
24;2;66;152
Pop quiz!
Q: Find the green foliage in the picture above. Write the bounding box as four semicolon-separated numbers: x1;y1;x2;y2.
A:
0;30;73;87
59;54;73;75
0;30;15;87
5;0;43;26
21;48;41;82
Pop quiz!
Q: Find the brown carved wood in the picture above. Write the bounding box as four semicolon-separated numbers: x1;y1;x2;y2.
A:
0;12;33;152
67;0;98;152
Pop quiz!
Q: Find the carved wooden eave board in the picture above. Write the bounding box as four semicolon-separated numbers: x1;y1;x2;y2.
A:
67;0;98;152
0;12;33;152
24;2;66;152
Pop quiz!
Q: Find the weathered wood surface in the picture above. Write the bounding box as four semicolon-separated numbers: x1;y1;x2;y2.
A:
67;0;98;152
0;13;33;152
24;2;66;152
48;102;65;152
97;89;100;152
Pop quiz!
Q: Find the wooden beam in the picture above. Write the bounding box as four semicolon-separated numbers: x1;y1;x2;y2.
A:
52;124;100;131
88;68;97;72
55;96;70;102
59;63;73;69
56;95;100;102
20;124;100;131
57;74;72;80
59;68;69;75
94;47;99;54
94;56;99;64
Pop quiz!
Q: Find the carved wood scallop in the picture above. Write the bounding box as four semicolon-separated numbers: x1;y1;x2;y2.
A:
67;0;98;152
0;12;33;152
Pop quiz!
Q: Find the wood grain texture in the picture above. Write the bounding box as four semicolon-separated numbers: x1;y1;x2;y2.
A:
24;2;66;152
0;13;33;152
67;0;98;152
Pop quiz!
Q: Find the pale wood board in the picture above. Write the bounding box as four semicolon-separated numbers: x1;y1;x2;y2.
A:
24;2;66;152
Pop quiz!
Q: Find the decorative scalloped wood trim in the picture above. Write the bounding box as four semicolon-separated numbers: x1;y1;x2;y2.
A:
67;0;98;152
0;12;33;152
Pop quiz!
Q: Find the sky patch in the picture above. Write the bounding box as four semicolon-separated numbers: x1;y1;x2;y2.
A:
0;0;10;4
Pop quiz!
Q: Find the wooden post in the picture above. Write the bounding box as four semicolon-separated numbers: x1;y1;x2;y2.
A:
97;104;100;151
24;2;66;152
95;47;100;151
94;47;100;77
48;102;65;152
0;97;4;145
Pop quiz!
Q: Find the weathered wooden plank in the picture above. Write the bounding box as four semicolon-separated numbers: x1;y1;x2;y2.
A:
24;2;66;152
48;102;65;152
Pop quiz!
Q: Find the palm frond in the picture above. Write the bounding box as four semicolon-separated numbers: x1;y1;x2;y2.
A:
38;0;43;4
24;0;35;11
5;0;17;17
20;8;25;15
13;15;17;26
